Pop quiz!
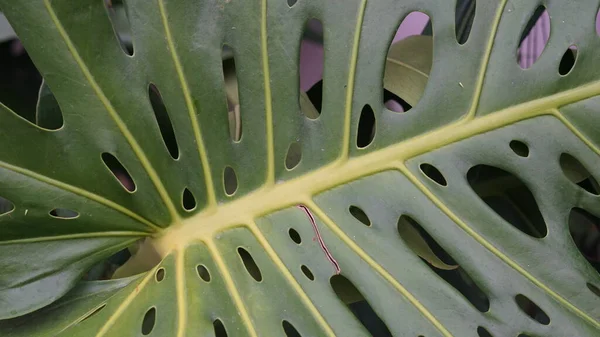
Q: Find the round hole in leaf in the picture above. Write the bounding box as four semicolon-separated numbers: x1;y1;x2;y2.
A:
559;45;577;76
515;294;550;325
587;283;600;297
285;141;302;170
559;153;599;195
282;320;302;337
182;188;196;211
419;163;447;186
477;326;493;337
141;307;156;335
155;268;165;282
237;247;262;282
223;166;238;196
49;208;79;219
301;265;314;280
349;206;371;226
357;104;376;148
197;264;211;282
213;318;228;337
288;228;302;244
509;140;529;157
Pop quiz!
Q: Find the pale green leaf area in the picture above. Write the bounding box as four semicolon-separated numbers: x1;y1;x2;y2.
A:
0;0;599;336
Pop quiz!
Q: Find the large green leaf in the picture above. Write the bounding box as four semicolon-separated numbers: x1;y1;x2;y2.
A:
0;0;599;336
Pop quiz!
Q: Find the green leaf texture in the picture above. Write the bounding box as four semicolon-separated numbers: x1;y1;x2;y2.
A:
0;0;599;336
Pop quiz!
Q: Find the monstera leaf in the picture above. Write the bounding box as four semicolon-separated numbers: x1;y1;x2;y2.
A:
1;0;600;336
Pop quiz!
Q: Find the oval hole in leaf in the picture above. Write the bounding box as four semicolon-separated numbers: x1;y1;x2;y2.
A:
467;165;548;238
223;166;238;196
559;153;599;195
515;294;550;325
419;163;447;186
349;206;371;227
299;19;324;118
285;141;302;170
282;320;301;337
287;0;297;8
559;45;577;76
213;319;228;337
509;140;529;157
79;304;106;323
0;196;15;216
196;264;211;282
104;0;134;56
49;208;79;219
289;228;302;244
477;326;493;337
182;188;196;211
155;268;165;282
141;307;156;335
223;46;242;142
357;104;376;148
149;83;179;159
455;0;476;44
568;208;600;269
36;80;64;130
237;247;262;282
301;265;314;281
587;283;600;297
517;5;549;69
101;153;136;192
330;275;393;336
398;215;490;312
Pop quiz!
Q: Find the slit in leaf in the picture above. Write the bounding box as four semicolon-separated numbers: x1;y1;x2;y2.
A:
104;0;134;56
398;215;490;312
569;208;600;270
420;163;447;186
455;0;476;44
467;165;547;238
559;45;577;76
149;83;179;159
517;5;548;69
49;208;79;219
182;188;196;211
141;307;156;335
213;319;228;337
0;196;15;216
78;304;106;323
36;80;63;130
559;153;599;195
287;0;298;8
282;320;302;337
299;19;324;117
349;206;371;227
330;275;393;336
101;153;136;192
587;283;600;297
223;166;238;196
285;141;302;170
197;264;211;282
515;294;550;325
301;265;314;280
238;247;262;282
357;104;376;148
477;326;493;337
223;46;242;142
